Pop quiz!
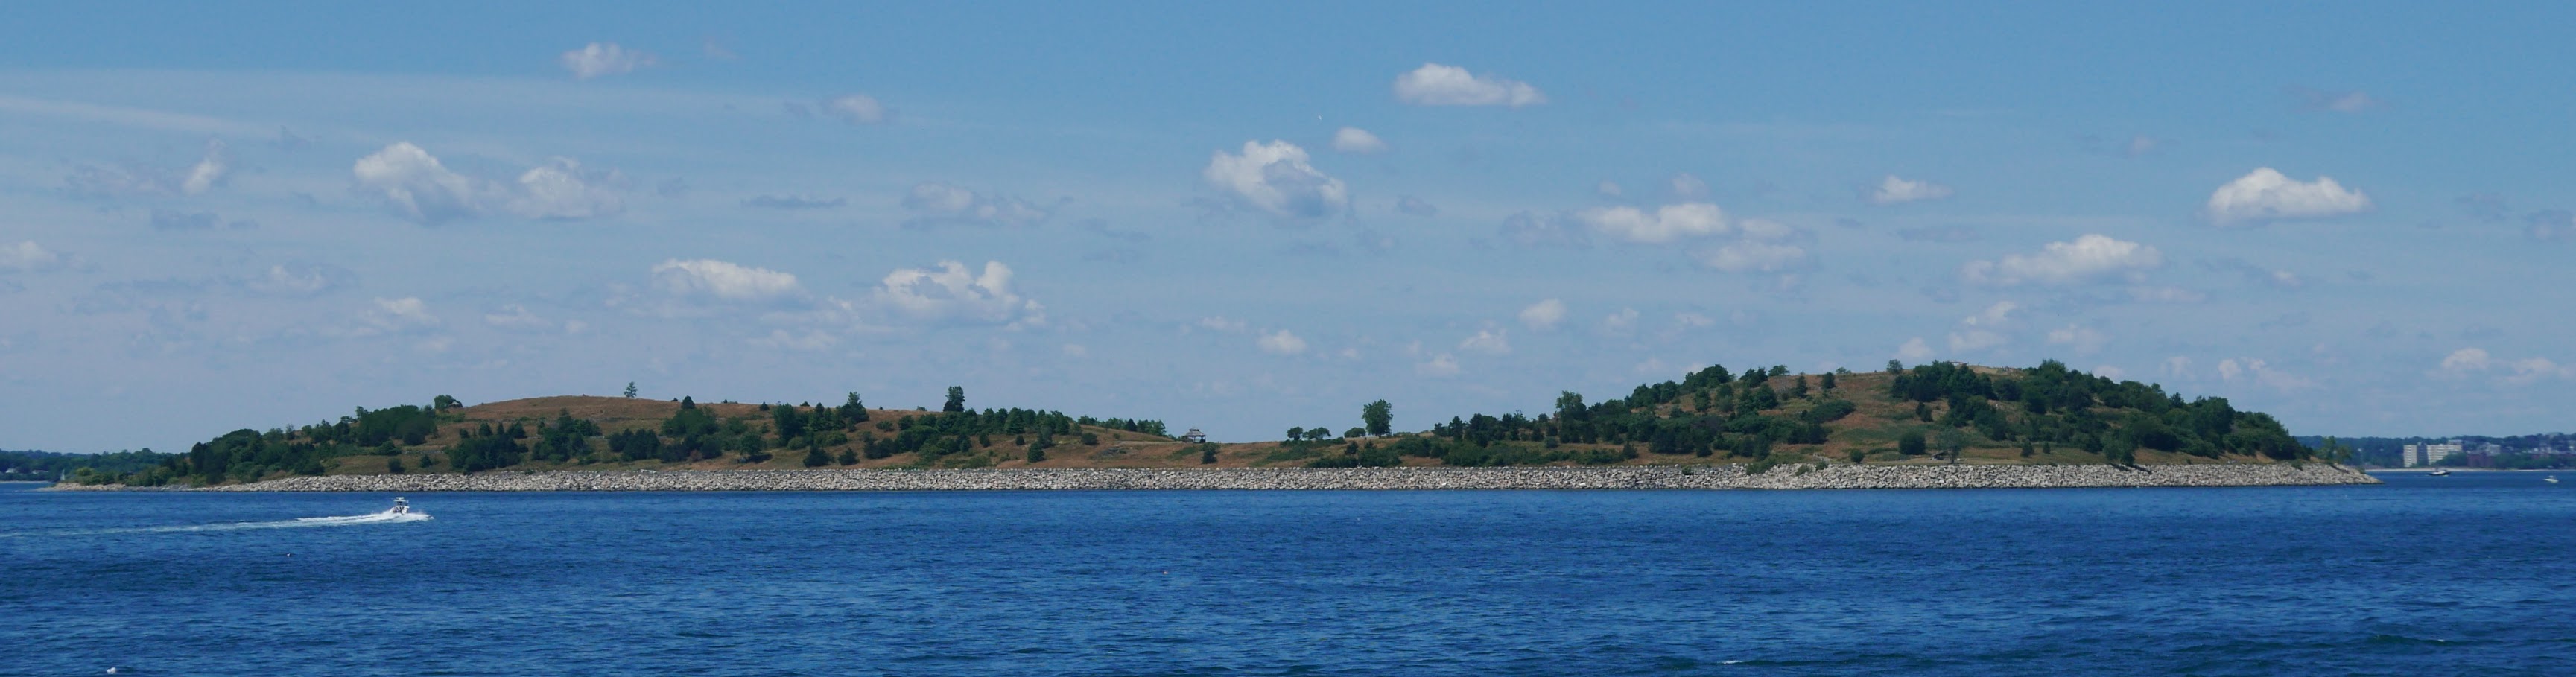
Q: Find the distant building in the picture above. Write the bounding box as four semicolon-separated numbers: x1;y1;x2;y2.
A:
2402;440;2464;467
1178;428;1208;443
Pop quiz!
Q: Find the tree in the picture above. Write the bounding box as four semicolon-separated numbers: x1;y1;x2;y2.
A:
943;387;966;413
1285;426;1307;442
1898;430;1927;456
839;392;869;422
1821;372;1837;391
624;382;638;398
386;457;406;474
1362;400;1393;437
1027;444;1046;463
1936;429;1970;463
433;395;463;411
1887;360;1904;375
1344;427;1365;439
802;446;831;467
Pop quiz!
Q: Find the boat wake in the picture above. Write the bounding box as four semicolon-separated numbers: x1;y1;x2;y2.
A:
1;507;430;538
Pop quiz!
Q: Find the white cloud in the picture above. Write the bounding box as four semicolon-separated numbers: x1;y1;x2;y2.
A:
560;42;656;80
2090;365;2128;380
1416;353;1462;377
2046;324;2110;355
1670;173;1709;200
1698;240;1809;273
360;297;440;335
652;259;804;302
1203;140;1347;220
749;329;837;352
872;261;1044;327
1392;63;1546;107
2288;87;2382;113
1198;317;1249;333
0;241;63;273
2436;348;2575;385
2128;285;2209;304
2218;357;2314;392
1947;302;2018;353
824;95;887;124
1596;181;1624;197
1895;337;1935;363
1518;299;1567;330
483;305;558;332
901;182;1053;229
241;263;354;297
1602;308;1640;335
1577;203;1728;244
2204;168;2372;226
2161;356;2195;378
354;143;623;223
1673;312;1716;328
1865;175;1953;205
1459;328;1511;355
1330;127;1386;154
353;142;484;224
1258;329;1308;355
180;139;228;195
1962;234;2163;286
510;158;624;220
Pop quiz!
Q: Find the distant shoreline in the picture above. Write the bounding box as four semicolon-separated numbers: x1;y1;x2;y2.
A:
48;463;2379;492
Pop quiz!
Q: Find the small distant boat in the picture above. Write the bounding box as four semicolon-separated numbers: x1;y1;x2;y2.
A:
2547;476;2560;484
390;497;411;515
2428;468;2451;477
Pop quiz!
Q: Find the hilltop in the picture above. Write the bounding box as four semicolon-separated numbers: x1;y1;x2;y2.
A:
68;360;2340;487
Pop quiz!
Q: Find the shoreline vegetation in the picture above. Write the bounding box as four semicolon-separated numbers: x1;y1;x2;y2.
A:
57;360;2367;490
48;463;2379;492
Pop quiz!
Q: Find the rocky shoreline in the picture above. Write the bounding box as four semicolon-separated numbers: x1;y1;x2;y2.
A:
51;463;2380;492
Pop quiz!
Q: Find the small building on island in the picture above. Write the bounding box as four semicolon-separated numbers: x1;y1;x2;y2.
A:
1179;428;1208;443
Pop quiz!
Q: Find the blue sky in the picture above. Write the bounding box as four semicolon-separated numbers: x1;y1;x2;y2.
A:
5;2;2573;453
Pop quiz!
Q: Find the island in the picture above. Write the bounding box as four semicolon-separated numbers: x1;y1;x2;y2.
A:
51;360;2378;491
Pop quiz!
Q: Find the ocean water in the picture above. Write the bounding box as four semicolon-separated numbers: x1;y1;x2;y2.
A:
1;473;2569;676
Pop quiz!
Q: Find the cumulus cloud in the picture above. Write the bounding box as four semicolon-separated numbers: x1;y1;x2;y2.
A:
1865;175;1953;205
352;143;622;223
2046;324;2110;355
1258;329;1308;355
510;158;625;220
1500;211;1590;248
1962;234;2163;286
1459;328;1511;355
64;139;232;198
1203;140;1348;220
652;259;805;303
870;260;1044;327
1518;299;1567;330
356;296;440;336
1416;353;1462;377
352;142;486;224
1895;337;1935;363
1331;127;1387;154
1698;239;1811;273
1392;63;1546;107
180;139;229;195
901;182;1056;229
1577;203;1728;244
241;263;357;297
2218;357;2315;392
1947;302;2018;353
1396;195;1438;217
2435;348;2575;385
561;42;656;79
1601;308;1640;335
823;95;888;124
0;241;63;273
2204;168;2372;226
1671;173;1710;200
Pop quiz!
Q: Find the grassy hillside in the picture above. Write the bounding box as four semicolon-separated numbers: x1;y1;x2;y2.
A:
76;360;2332;486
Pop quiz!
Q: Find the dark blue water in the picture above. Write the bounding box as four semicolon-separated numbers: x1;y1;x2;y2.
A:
3;473;2570;676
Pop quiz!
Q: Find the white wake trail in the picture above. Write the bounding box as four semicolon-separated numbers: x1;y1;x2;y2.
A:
6;508;431;538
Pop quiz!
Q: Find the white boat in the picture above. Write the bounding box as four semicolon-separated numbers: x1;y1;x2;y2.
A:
2547;476;2560;484
2428;468;2451;476
390;497;411;515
